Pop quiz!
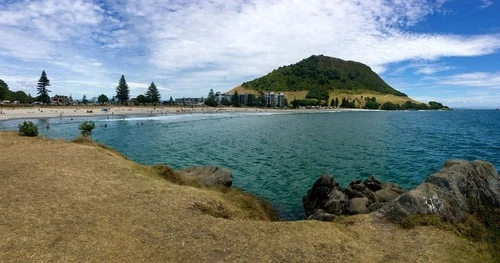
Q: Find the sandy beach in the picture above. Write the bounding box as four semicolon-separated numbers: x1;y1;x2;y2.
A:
0;105;300;121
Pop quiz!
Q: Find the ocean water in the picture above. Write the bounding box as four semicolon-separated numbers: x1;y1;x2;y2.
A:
1;110;499;219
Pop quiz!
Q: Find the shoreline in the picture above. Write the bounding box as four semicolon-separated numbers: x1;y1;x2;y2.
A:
0;105;374;122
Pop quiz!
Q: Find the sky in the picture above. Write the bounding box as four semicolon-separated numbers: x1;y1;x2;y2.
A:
0;0;499;108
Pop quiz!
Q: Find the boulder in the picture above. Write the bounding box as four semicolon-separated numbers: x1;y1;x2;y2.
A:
348;197;370;214
180;166;232;187
303;174;406;220
379;160;500;223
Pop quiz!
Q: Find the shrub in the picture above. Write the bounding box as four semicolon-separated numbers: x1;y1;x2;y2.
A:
78;121;95;137
18;121;39;137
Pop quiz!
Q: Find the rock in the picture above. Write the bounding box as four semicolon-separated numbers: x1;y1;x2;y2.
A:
374;188;400;202
306;209;337;221
379;160;500;223
364;176;382;191
348;197;370;214
180;166;232;187
303;174;345;217
303;174;406;220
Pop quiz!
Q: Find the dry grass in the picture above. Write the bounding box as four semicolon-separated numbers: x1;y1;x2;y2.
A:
229;86;423;106
0;131;496;262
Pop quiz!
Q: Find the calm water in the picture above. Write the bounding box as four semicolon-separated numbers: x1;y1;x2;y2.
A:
2;110;499;219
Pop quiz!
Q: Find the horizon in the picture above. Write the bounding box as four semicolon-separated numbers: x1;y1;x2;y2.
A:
0;0;499;108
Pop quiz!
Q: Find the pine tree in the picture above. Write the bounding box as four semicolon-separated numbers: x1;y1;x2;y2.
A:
208;89;215;99
169;96;174;105
115;75;130;105
145;81;161;105
37;71;51;104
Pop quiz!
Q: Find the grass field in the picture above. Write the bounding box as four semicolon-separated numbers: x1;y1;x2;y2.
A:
0;131;495;262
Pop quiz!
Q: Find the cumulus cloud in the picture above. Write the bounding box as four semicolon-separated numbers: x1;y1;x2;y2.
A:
0;0;500;106
437;72;500;88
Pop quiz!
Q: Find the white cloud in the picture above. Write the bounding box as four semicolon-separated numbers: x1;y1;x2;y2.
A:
479;0;494;9
437;72;500;88
0;0;499;106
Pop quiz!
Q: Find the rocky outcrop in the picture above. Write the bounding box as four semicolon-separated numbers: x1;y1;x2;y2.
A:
379;160;500;224
180;166;232;187
303;175;405;221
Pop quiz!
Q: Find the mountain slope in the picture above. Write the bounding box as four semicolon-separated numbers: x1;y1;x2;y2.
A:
242;55;406;97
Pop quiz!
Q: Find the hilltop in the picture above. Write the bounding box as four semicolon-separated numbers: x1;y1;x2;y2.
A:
242;55;406;96
231;55;431;108
0;132;494;262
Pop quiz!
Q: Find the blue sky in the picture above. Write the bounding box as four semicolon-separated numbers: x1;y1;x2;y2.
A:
0;0;499;108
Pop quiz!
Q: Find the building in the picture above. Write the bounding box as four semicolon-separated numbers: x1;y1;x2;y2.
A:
174;97;206;105
52;95;70;105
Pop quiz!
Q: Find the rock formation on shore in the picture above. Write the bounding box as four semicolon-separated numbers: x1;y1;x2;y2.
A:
379;160;500;224
303;160;500;225
180;165;233;187
302;175;405;221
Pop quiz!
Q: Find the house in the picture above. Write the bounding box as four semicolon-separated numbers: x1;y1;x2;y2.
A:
52;95;70;105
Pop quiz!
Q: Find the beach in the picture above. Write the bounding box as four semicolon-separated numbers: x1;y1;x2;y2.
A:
0;105;284;121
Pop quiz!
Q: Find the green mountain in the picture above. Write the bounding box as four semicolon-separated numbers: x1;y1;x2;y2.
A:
242;55;406;97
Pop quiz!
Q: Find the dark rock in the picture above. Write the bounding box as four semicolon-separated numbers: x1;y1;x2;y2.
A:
180;166;232;187
379;160;500;223
303;174;406;220
303;174;346;217
364;176;382;191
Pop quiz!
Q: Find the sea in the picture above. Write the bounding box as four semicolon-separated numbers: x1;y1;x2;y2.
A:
1;109;499;220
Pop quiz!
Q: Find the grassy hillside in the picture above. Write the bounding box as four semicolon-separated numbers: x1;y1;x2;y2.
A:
241;55;407;97
0;132;495;262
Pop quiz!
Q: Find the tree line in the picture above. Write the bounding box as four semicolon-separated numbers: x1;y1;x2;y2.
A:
1;71;163;106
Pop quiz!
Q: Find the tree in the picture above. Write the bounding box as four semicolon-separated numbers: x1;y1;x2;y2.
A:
82;95;88;104
169;96;174;105
208;89;215;99
231;91;240;107
37;70;51;104
136;94;148;104
204;97;217;107
146;81;161;105
0;79;9;100
220;97;231;106
98;94;109;104
115;75;130;105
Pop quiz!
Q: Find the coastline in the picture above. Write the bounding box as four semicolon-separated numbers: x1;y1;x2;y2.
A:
0;105;374;122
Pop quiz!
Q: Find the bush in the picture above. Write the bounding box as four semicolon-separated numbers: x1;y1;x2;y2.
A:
18;121;39;137
78;121;95;137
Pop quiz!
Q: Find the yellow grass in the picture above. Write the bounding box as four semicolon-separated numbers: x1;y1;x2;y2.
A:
229;86;423;106
0;131;495;262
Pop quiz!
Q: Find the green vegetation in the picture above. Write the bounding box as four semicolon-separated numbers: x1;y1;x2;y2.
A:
18;121;39;137
242;55;407;96
115;75;130;105
78;121;95;137
37;70;51;104
98;94;109;104
0;79;33;104
146;81;161;105
364;97;380;109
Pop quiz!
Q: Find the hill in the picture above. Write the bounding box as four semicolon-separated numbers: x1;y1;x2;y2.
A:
0;132;495;262
241;55;407;97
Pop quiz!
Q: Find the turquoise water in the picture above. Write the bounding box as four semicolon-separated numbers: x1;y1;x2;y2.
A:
2;110;499;219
